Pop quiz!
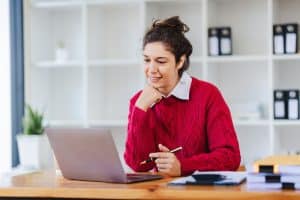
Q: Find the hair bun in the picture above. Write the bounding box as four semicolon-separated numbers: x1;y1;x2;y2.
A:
152;16;189;33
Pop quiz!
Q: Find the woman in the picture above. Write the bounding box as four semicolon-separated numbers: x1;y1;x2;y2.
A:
124;16;240;177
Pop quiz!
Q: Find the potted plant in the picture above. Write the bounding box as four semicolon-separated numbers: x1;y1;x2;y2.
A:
16;105;53;170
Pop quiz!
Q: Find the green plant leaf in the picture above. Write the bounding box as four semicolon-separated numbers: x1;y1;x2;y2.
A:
22;104;44;135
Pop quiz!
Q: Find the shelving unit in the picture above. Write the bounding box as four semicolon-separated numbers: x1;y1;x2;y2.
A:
25;0;300;166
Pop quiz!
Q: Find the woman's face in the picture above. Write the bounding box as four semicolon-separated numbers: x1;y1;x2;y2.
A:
143;42;184;95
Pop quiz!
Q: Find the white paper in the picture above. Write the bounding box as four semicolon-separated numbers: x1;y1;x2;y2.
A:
209;36;219;56
288;99;299;119
286;33;297;53
220;38;231;54
275;101;285;118
274;35;284;54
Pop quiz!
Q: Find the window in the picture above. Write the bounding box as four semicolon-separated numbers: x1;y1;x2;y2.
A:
0;0;12;173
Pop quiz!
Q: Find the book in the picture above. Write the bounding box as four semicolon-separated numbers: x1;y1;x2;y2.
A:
247;182;300;190
249;155;300;174
247;173;300;183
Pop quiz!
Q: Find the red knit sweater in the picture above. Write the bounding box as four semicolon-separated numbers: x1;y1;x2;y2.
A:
124;77;241;176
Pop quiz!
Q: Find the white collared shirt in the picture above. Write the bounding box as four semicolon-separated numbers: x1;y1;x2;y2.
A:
166;72;192;100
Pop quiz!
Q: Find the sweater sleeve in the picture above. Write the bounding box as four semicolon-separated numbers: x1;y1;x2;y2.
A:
123;93;156;172
179;87;241;176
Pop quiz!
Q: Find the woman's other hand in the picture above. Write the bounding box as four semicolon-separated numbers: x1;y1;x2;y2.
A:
150;144;181;177
135;85;164;111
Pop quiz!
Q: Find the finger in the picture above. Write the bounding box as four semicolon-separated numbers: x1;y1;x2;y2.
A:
156;163;171;170
158;168;170;173
155;158;171;164
158;144;170;152
149;152;170;158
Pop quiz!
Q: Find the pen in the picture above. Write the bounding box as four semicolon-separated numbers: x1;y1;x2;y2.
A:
140;146;183;165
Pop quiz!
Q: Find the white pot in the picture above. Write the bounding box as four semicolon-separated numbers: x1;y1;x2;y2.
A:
55;47;68;63
16;134;54;170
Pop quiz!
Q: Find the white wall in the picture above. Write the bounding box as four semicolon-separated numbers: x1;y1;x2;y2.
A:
0;0;12;172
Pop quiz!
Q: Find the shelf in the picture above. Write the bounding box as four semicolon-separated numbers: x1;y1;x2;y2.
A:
88;59;140;67
88;120;127;127
46;120;128;127
273;120;300;126
87;0;140;6
32;0;82;8
34;61;83;68
45;120;85;126
272;54;300;61
234;119;269;126
207;55;267;63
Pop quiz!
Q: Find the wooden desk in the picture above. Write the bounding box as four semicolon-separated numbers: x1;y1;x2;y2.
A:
0;171;300;199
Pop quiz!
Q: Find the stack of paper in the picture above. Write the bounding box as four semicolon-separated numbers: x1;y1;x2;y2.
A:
169;171;246;186
247;155;300;190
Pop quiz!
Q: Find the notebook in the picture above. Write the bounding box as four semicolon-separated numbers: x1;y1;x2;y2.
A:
46;127;163;183
169;171;246;186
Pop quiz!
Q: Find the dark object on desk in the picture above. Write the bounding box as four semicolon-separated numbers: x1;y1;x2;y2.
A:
192;174;226;182
187;174;226;185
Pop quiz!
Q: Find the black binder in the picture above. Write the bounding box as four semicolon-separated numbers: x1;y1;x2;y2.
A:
208;27;219;56
274;90;288;119
285;23;298;54
273;24;285;54
287;89;300;120
219;27;232;55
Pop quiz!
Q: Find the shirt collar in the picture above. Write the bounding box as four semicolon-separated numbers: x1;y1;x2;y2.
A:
167;72;192;100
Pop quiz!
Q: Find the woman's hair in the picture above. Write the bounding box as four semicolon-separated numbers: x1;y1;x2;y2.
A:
143;16;193;77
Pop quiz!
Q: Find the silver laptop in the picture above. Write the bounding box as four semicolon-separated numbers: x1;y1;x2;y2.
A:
46;127;162;183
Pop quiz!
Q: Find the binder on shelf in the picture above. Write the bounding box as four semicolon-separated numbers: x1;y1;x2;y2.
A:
208;27;219;56
274;90;288;119
273;24;285;54
287;90;300;120
285;23;298;54
219;27;232;55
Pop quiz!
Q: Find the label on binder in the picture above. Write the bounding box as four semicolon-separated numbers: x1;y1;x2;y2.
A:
288;99;298;119
221;38;231;54
286;33;297;53
274;35;284;54
209;36;219;56
275;101;285;118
